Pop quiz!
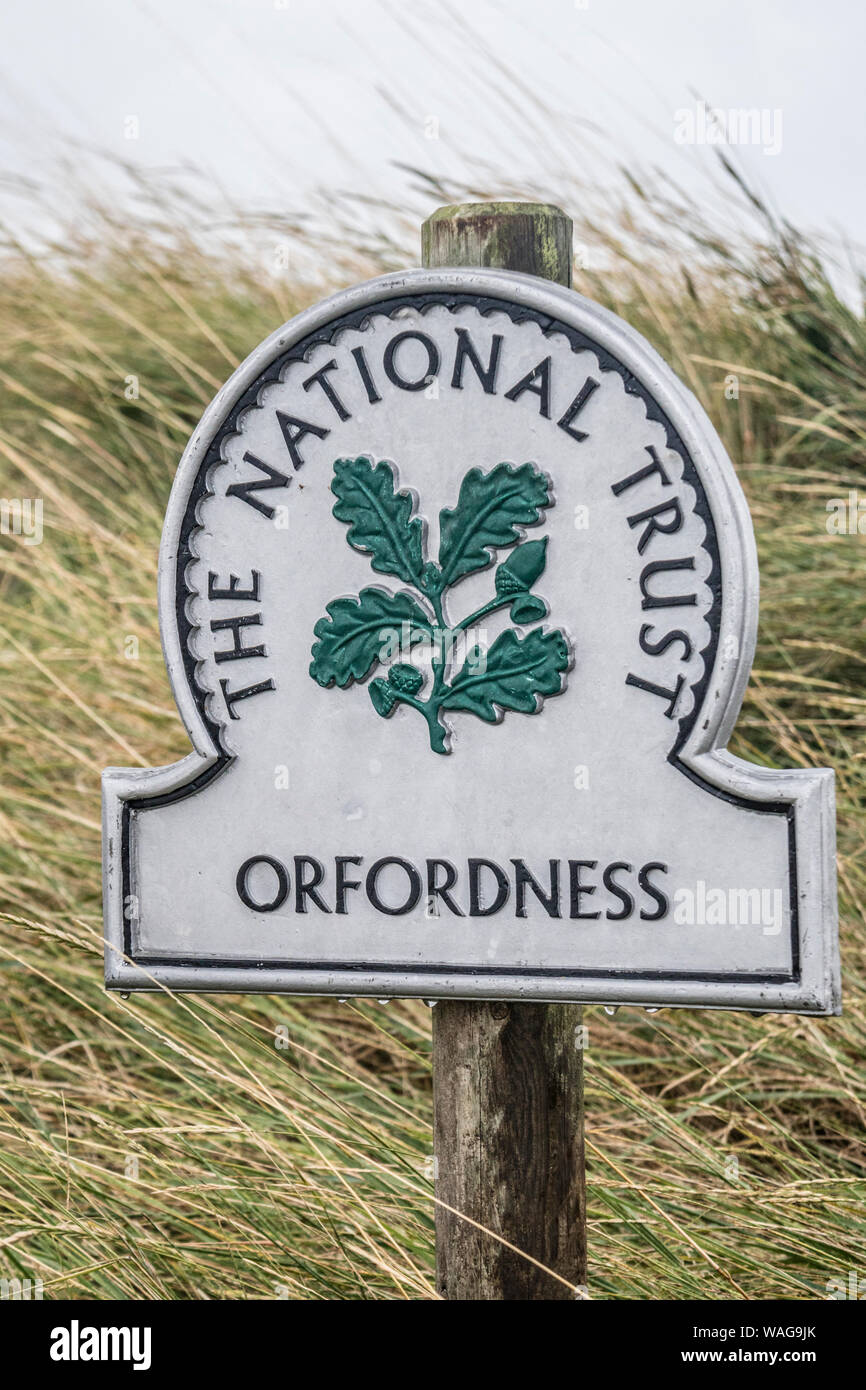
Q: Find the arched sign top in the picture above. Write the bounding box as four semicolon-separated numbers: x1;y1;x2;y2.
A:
105;268;839;1014
159;269;754;766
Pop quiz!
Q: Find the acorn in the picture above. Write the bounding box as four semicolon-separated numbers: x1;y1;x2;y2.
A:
387;663;424;695
495;538;548;596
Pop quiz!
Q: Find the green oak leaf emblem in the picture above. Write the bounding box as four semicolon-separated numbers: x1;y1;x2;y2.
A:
309;456;571;753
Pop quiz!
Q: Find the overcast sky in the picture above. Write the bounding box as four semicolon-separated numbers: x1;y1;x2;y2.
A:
0;0;863;253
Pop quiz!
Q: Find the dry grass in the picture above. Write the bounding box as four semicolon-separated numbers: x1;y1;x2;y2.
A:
0;161;864;1299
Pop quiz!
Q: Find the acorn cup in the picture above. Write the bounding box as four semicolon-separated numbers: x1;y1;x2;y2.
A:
509;593;548;624
387;664;424;695
369;679;397;716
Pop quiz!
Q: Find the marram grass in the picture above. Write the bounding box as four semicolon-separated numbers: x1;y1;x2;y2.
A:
0;168;864;1299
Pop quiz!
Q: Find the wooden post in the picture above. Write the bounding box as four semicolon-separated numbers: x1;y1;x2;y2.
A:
423;202;586;1301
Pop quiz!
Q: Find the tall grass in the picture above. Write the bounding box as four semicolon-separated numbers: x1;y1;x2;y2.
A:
0;157;864;1299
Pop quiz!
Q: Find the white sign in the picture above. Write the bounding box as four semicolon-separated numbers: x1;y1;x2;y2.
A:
103;269;840;1013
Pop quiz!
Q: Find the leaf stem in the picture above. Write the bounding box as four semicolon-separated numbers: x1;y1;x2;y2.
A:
451;594;511;635
392;690;449;754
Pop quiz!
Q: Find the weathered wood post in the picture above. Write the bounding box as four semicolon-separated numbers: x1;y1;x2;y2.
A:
423;202;586;1301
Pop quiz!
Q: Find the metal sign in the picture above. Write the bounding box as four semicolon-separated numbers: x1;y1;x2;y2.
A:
103;268;840;1012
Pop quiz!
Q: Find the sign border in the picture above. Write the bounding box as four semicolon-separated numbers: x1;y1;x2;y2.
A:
103;268;840;1013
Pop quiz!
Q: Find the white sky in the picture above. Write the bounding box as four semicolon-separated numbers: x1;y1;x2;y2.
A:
0;0;863;252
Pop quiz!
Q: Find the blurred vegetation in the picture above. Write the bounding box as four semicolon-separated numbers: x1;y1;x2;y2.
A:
0;154;864;1299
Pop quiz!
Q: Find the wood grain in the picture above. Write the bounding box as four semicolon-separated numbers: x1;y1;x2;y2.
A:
423;200;586;1300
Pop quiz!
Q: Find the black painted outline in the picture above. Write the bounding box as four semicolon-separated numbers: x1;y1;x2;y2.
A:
121;290;799;986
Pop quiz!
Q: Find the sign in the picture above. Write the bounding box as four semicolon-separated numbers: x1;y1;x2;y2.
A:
103;268;840;1013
